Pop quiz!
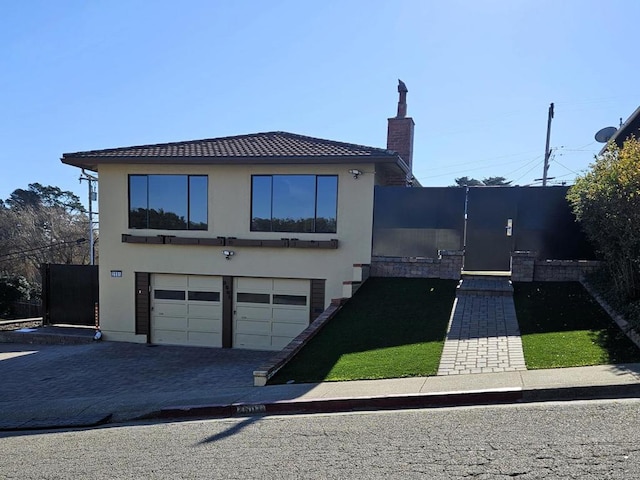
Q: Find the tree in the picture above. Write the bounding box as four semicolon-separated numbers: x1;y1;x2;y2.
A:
451;176;512;187
6;183;84;213
0;184;89;286
482;176;512;186
567;137;640;302
452;176;484;187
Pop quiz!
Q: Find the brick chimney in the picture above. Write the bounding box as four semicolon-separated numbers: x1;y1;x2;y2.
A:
387;79;415;172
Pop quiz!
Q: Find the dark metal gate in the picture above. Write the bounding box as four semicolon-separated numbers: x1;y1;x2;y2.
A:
41;264;98;325
464;187;518;271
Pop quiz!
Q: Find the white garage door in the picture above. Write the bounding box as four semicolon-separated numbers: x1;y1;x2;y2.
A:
151;274;223;347
234;277;310;351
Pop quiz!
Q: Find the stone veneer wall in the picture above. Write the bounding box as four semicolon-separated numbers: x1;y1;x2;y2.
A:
533;259;602;281
372;250;601;282
511;250;602;282
370;250;464;280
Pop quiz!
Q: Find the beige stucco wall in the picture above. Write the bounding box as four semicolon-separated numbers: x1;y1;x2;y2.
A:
97;162;377;342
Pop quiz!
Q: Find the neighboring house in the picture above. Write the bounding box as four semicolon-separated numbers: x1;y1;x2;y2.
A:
61;82;416;350
598;105;640;154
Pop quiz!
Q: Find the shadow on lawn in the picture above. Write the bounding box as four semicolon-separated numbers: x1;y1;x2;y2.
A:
269;277;458;384
513;281;640;365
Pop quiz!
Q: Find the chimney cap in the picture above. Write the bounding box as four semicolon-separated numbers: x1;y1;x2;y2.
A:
396;79;408;118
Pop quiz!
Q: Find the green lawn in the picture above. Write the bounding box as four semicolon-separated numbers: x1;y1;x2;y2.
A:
513;282;640;369
268;277;457;384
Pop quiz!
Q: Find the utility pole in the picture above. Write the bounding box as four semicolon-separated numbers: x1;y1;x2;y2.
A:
79;170;98;265
542;102;554;186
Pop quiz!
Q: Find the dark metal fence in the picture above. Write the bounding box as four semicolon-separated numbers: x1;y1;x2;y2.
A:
8;300;42;319
372;185;595;270
372;187;466;257
41;264;98;326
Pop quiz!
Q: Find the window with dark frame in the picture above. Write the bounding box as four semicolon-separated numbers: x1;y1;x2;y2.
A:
129;174;208;230
251;175;338;233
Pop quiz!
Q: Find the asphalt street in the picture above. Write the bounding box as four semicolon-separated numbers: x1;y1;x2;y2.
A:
2;399;639;479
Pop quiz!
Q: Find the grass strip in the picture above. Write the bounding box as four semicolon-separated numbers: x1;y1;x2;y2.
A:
513;282;640;369
269;277;457;384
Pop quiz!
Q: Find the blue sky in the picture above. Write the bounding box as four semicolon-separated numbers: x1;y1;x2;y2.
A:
1;0;638;205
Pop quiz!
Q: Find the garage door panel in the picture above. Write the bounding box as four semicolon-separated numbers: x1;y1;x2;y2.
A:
153;329;187;345
188;276;221;289
155;275;188;289
188;318;222;332
236;318;271;335
236;305;271;321
272;322;308;337
187;331;221;347
155;303;187;317
188;303;222;318
235;333;271;349
154;316;188;330
272;306;309;323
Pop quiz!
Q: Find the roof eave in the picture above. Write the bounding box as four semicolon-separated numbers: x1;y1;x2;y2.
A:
60;154;404;170
598;105;640;155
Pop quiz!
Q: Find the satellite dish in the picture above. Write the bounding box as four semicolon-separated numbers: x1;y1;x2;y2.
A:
595;126;617;143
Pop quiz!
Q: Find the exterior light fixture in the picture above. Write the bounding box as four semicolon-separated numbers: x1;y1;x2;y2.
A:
348;169;362;179
222;250;235;260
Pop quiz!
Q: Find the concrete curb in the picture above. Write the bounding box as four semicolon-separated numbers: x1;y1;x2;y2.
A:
3;383;639;432
143;383;640;423
147;389;524;420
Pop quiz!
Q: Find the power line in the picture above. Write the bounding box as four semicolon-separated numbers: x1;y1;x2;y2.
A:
0;238;86;263
417;151;540;174
416;153;545;182
503;155;545;178
513;159;545;184
552;158;581;176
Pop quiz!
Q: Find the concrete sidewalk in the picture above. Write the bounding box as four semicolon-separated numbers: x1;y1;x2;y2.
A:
1;340;640;431
125;363;640;420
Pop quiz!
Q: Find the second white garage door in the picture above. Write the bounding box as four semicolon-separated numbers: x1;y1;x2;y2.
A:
234;277;310;351
151;274;223;347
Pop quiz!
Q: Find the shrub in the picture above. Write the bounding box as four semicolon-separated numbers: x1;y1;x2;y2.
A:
568;137;640;303
0;275;32;318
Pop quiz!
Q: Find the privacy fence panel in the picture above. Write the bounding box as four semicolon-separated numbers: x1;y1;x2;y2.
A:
372;186;466;258
41;264;98;326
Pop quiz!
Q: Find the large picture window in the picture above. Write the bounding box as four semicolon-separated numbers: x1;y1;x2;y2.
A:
129;175;208;230
251;175;338;233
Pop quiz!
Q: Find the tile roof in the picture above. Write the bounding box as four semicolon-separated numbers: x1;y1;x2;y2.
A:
62;131;399;161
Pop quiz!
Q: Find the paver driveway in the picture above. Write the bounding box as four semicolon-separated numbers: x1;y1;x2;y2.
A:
0;342;273;405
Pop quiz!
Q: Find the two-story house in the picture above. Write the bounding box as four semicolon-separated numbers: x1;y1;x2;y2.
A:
61;82;415;350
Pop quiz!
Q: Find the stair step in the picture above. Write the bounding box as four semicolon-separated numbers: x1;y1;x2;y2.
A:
457;276;513;297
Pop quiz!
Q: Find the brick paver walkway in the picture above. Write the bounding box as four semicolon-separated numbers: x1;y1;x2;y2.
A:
437;276;527;375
